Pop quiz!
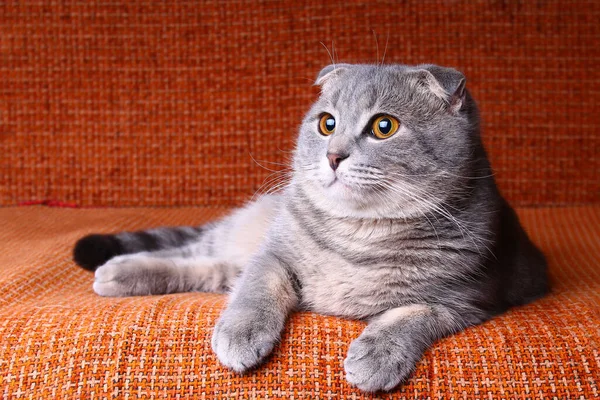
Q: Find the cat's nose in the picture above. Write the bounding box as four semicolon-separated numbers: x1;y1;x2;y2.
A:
327;152;349;171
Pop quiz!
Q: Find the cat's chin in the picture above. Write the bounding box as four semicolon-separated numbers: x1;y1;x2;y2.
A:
301;181;385;218
326;178;360;197
322;178;368;204
298;180;423;220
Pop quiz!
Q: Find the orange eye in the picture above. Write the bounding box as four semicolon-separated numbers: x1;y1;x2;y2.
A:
371;115;400;139
318;113;336;136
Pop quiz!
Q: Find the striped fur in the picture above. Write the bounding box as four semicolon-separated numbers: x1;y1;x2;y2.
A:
73;225;205;271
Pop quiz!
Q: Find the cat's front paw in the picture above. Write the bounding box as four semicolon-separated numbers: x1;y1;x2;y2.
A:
344;330;417;392
211;308;279;373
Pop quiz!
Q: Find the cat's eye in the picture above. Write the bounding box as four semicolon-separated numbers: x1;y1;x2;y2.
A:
371;115;400;139
318;113;336;136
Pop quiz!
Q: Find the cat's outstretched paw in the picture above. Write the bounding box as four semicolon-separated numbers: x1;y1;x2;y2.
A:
211;309;278;373
344;330;416;392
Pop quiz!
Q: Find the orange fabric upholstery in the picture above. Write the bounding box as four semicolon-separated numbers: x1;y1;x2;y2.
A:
1;0;599;398
0;206;598;398
1;0;599;207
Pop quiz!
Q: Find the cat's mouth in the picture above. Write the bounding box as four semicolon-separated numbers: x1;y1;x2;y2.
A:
324;175;368;200
325;175;350;190
325;176;340;188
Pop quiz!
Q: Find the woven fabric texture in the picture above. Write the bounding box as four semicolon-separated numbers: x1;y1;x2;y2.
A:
0;206;598;399
1;0;599;207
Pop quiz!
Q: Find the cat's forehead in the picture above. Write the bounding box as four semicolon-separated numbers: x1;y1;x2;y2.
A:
320;65;413;111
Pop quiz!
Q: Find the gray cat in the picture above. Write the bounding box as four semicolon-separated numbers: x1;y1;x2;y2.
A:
74;63;548;392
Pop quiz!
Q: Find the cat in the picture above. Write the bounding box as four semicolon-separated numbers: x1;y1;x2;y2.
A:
73;63;549;392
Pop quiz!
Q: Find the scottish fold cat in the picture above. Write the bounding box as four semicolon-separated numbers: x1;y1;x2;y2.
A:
74;63;548;392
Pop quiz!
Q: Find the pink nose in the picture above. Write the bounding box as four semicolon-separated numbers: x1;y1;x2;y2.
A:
327;152;349;171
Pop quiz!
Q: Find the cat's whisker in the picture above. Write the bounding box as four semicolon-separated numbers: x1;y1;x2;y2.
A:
382;166;494;182
265;177;293;193
369;183;443;249
276;145;296;155
441;170;496;180
253;160;293;168
414;158;497;180
340;174;381;187
381;32;389;65
252;170;292;201
264;181;290;196
320;41;336;68
376;180;442;228
263;172;291;188
393;181;495;239
248;152;287;173
386;178;463;213
376;179;491;258
383;172;484;216
372;29;380;66
260;175;290;193
297;164;319;171
348;166;385;178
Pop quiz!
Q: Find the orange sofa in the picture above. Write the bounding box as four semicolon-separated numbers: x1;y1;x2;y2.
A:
1;1;598;398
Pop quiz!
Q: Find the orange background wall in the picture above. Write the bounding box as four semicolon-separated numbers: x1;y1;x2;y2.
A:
1;0;598;207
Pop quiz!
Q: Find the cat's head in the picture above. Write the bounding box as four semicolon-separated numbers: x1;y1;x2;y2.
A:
292;63;481;219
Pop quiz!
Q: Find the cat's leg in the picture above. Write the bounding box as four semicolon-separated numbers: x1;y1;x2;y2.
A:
344;304;487;392
93;250;242;297
211;250;298;372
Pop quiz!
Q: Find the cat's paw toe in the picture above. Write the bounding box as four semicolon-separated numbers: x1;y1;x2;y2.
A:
93;257;134;297
211;310;278;373
344;334;412;392
93;264;123;296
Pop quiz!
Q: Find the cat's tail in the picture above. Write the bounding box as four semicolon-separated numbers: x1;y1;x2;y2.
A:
73;225;206;271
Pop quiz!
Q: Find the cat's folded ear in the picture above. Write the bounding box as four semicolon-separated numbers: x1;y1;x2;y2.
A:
315;64;352;86
411;65;466;113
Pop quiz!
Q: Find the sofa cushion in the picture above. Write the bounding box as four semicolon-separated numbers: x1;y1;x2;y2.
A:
0;206;598;398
